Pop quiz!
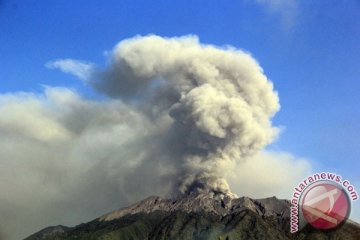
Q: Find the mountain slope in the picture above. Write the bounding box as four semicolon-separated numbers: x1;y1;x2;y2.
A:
25;193;360;240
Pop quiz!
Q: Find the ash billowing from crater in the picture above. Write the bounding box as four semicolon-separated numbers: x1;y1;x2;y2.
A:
94;35;280;196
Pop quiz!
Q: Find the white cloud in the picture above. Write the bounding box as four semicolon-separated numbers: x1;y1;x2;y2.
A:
228;150;312;199
255;0;299;29
46;59;95;81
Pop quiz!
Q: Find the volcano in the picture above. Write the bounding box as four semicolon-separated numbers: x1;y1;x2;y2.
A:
25;193;360;240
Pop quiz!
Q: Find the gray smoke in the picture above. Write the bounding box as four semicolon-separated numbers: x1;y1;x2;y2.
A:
0;35;291;239
0;87;175;240
94;35;280;195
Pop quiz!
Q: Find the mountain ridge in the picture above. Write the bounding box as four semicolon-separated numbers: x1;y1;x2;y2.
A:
25;193;360;240
99;193;290;222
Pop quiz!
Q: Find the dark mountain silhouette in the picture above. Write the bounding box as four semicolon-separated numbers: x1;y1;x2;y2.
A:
25;193;360;240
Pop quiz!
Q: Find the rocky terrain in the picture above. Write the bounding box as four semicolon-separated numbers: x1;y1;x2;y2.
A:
25;193;360;240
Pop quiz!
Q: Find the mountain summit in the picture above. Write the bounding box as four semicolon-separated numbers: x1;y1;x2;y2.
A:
99;192;289;221
25;193;360;240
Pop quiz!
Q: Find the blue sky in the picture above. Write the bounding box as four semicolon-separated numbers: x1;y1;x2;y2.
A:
0;0;360;235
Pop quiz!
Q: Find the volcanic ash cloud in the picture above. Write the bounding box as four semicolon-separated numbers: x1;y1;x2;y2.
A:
94;35;280;196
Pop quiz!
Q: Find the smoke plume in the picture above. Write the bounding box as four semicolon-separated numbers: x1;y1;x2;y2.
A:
94;35;280;195
0;35;311;240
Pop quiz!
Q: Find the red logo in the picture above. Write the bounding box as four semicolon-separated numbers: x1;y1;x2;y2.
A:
301;183;350;230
